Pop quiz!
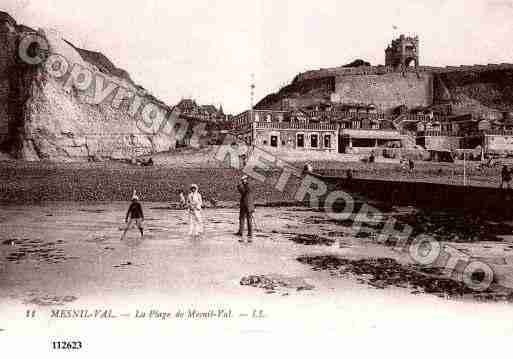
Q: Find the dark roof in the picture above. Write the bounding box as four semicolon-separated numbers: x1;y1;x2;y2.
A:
16;24;36;33
176;99;198;110
201;104;218;113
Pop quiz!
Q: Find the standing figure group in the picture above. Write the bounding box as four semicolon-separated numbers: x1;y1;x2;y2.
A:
121;175;255;242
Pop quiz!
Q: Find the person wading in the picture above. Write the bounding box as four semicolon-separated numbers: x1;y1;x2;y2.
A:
121;190;144;240
236;175;255;243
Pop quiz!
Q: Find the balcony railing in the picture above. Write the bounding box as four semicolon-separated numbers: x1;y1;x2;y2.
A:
254;122;338;131
294;110;386;120
340;124;396;131
483;129;513;136
419;129;513;137
404;114;449;122
418;130;460;137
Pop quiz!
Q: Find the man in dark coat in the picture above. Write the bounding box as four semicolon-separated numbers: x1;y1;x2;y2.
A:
408;158;415;173
501;165;511;189
236;175;255;242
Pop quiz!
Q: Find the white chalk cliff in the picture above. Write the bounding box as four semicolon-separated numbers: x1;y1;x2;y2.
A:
0;11;177;161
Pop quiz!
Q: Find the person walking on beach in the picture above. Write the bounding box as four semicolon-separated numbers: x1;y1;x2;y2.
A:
121;190;144;240
500;165;511;189
236;175;255;243
187;184;203;238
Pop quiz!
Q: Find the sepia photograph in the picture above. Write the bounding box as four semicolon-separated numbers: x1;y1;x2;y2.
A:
1;0;513;356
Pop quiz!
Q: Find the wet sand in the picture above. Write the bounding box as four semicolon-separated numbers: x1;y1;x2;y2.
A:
2;202;513;356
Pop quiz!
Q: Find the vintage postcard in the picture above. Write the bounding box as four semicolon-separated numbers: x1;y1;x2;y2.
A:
1;0;513;356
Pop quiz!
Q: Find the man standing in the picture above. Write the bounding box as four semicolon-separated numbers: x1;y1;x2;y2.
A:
500;165;511;189
236;175;254;243
408;158;415;174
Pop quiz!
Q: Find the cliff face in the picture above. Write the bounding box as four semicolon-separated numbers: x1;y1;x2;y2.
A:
0;12;176;161
433;70;513;115
0;12;23;150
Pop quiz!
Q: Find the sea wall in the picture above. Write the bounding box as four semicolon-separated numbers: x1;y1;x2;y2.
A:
320;175;513;217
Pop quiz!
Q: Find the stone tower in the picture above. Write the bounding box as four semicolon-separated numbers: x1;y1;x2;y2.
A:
385;34;419;70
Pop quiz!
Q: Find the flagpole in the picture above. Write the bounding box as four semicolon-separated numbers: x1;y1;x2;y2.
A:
463;152;467;186
250;73;255;147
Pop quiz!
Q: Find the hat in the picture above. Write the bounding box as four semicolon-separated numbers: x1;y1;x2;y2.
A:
241;175;248;180
132;189;139;201
190;184;198;189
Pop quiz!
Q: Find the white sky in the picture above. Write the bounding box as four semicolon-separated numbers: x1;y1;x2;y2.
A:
3;0;513;113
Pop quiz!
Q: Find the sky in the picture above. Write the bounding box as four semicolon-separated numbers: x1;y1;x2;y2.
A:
3;0;513;114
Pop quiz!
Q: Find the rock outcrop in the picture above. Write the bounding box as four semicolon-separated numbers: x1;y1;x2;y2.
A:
433;69;513;115
0;11;177;161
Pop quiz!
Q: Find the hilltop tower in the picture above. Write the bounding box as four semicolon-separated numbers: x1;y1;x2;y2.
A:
385;34;419;70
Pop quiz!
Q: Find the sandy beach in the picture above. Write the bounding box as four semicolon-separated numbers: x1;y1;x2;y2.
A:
2;154;513;356
2;200;513;356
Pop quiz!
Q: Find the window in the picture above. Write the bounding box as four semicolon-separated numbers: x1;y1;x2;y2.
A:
297;134;304;147
324;135;331;148
270;135;278;147
311;134;318;148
